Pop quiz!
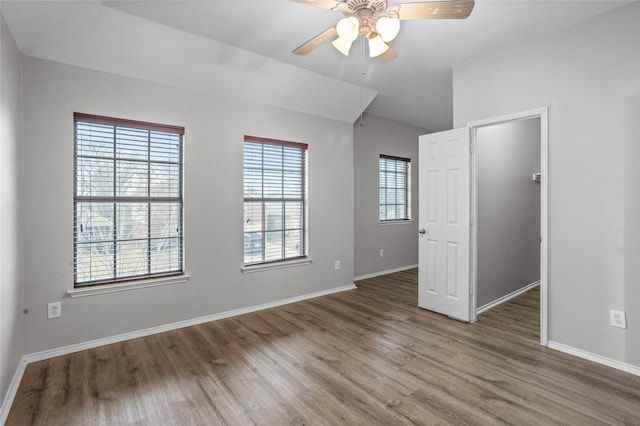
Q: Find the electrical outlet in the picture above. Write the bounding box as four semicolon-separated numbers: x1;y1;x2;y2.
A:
610;310;626;329
379;249;384;258
48;302;61;319
334;260;341;270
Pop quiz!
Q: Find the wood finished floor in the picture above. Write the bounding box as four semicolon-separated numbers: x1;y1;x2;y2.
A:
7;269;640;425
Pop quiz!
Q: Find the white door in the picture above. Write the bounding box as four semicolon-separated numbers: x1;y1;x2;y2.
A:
418;128;471;321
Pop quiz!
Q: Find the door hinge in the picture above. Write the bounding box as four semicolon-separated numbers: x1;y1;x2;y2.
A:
470;215;474;226
469;142;474;153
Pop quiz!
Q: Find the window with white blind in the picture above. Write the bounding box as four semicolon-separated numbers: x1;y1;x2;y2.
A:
73;113;184;287
243;136;307;266
379;154;411;222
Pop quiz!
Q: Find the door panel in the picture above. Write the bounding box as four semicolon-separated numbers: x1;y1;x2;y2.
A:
426;240;437;292
418;128;470;321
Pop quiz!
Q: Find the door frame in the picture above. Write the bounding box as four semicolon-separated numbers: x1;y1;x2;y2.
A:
467;107;549;346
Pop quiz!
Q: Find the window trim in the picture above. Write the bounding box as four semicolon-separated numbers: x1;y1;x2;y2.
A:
67;274;190;298
73;112;185;288
73;113;184;135
243;135;308;267
241;257;312;274
245;135;308;150
379;154;411;223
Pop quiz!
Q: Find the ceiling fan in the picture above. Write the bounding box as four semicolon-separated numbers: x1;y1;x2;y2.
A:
292;0;474;61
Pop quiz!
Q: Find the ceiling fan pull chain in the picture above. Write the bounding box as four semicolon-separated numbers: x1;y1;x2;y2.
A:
360;38;366;127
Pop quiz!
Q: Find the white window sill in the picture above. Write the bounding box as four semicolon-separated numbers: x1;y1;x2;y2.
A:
379;220;415;225
241;258;313;274
67;274;190;298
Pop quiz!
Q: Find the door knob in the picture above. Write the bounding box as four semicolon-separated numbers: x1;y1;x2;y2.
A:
419;228;426;235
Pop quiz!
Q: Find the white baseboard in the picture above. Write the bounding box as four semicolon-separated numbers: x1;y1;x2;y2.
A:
0;283;356;420
0;357;28;425
476;280;540;315
548;341;640;377
354;264;418;281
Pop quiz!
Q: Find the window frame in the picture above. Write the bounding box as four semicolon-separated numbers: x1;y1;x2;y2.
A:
243;135;308;267
379;154;412;222
73;112;185;288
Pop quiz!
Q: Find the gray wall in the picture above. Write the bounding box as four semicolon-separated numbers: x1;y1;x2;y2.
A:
354;113;425;278
454;3;640;367
0;14;24;404
20;56;355;354
476;118;541;308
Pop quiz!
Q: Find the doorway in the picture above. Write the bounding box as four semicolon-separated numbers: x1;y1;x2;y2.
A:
474;119;541;310
469;108;548;345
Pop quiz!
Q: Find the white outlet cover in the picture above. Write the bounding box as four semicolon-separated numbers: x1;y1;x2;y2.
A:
48;302;61;319
610;309;626;329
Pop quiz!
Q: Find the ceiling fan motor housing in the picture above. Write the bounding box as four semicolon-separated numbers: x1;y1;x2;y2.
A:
343;0;390;37
344;0;388;16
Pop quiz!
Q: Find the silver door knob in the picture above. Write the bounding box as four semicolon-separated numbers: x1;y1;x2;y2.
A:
419;228;426;235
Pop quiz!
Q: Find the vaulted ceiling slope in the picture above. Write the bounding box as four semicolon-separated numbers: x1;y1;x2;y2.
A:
1;0;632;131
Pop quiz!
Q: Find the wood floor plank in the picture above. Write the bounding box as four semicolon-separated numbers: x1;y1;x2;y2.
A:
7;269;640;425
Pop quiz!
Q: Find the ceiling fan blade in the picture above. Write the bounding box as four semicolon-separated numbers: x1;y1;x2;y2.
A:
377;42;397;62
293;26;338;55
389;0;474;20
289;0;349;12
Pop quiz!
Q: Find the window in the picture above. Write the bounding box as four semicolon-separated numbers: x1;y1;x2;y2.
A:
379;154;411;221
73;113;184;287
243;136;307;266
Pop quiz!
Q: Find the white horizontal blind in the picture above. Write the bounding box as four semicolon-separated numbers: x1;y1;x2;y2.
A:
243;136;307;265
379;154;411;221
74;113;184;286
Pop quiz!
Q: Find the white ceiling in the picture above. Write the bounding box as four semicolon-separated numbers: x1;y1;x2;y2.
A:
1;0;631;131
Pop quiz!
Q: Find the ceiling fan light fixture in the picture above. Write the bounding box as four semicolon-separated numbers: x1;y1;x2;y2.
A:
332;36;354;56
336;16;359;41
368;34;389;58
375;17;400;42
